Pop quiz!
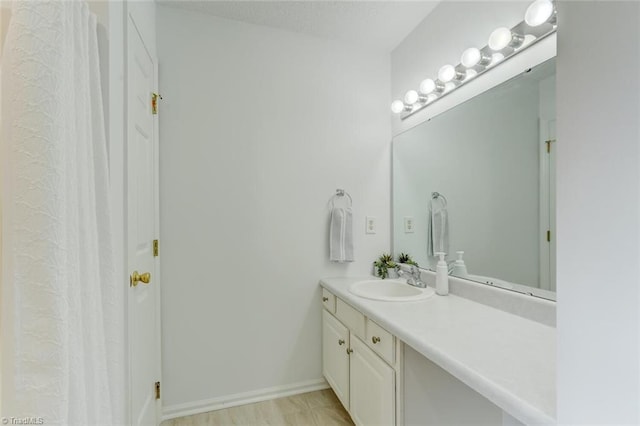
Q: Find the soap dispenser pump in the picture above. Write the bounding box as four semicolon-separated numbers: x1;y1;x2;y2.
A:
435;252;449;296
451;251;468;278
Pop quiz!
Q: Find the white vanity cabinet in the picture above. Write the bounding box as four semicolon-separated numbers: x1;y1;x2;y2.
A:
320;277;556;425
321;289;401;426
322;309;350;408
349;333;395;425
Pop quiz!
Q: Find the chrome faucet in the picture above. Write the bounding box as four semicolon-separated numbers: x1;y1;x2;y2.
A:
397;265;425;288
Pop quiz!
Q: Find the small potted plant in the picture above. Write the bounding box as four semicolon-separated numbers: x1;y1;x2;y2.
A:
397;253;418;267
373;253;398;279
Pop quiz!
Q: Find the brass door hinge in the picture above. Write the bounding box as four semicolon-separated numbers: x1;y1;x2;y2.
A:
547;230;551;242
151;93;162;115
155;381;161;400
153;239;159;257
545;139;556;153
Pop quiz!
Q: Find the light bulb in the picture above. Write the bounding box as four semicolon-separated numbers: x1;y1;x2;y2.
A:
444;82;456;92
525;0;554;27
489;27;524;51
488;27;513;51
438;65;456;83
461;48;481;68
419;79;436;94
420;78;445;95
404;90;419;105
465;69;478;80
391;100;405;114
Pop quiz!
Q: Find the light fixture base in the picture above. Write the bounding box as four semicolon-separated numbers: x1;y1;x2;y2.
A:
399;18;556;120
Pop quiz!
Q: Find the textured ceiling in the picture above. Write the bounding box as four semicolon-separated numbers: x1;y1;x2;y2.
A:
158;1;441;52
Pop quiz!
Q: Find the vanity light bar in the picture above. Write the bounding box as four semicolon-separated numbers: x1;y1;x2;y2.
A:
391;0;557;120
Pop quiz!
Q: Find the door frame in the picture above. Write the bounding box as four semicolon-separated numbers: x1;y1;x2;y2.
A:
538;118;556;291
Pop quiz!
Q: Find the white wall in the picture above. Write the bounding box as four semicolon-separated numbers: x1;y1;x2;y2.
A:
391;1;555;137
556;2;640;423
157;6;391;413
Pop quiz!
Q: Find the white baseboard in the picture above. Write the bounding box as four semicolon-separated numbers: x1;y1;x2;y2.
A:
161;378;329;421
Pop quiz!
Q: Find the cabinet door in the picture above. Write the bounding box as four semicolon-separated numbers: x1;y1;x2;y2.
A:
349;334;395;426
323;309;350;409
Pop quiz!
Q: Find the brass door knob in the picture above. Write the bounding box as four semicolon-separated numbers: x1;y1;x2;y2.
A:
338;339;345;346
322;297;329;302
372;336;381;344
346;348;353;355
130;271;151;287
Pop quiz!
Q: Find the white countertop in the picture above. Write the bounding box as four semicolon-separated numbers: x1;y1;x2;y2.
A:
320;276;556;425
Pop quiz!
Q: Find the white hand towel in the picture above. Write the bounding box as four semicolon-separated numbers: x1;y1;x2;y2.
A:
329;207;354;262
427;200;449;258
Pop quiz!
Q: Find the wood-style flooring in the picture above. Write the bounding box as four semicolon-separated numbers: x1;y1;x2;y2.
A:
161;389;354;426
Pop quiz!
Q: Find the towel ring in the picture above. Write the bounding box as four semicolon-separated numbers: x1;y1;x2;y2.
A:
331;189;353;208
431;191;447;208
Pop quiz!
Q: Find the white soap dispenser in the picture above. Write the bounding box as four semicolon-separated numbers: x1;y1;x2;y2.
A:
451;251;468;278
435;252;449;296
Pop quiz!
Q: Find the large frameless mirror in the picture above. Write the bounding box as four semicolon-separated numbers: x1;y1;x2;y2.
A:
392;57;556;300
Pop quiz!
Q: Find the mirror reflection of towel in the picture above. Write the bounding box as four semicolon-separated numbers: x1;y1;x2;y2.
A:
329;207;354;262
427;198;449;257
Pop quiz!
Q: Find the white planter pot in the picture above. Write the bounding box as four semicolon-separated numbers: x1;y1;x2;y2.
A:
373;266;399;279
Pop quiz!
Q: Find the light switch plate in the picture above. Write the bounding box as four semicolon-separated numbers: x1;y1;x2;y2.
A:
366;216;377;234
404;217;415;233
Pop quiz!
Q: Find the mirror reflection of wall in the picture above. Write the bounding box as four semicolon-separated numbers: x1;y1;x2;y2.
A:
393;58;556;300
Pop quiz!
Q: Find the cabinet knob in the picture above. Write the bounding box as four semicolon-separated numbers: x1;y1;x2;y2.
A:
371;336;381;344
322;297;329;302
346;348;353;355
338;339;345;346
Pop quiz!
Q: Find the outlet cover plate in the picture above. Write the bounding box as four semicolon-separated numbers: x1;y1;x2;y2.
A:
366;216;377;234
404;217;415;233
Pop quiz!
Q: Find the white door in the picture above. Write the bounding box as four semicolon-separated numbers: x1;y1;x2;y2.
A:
349;335;395;426
322;310;350;409
127;13;161;426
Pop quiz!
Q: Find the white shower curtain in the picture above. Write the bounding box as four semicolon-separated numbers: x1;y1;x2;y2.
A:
1;1;124;424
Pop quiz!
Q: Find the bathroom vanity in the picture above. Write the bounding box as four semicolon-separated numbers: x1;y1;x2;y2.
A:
320;276;556;425
321;286;403;425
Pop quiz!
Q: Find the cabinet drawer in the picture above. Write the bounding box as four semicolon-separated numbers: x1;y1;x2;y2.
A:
322;288;336;313
366;319;395;365
336;298;365;339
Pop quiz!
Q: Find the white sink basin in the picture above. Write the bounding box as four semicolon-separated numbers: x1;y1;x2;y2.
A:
349;279;435;302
